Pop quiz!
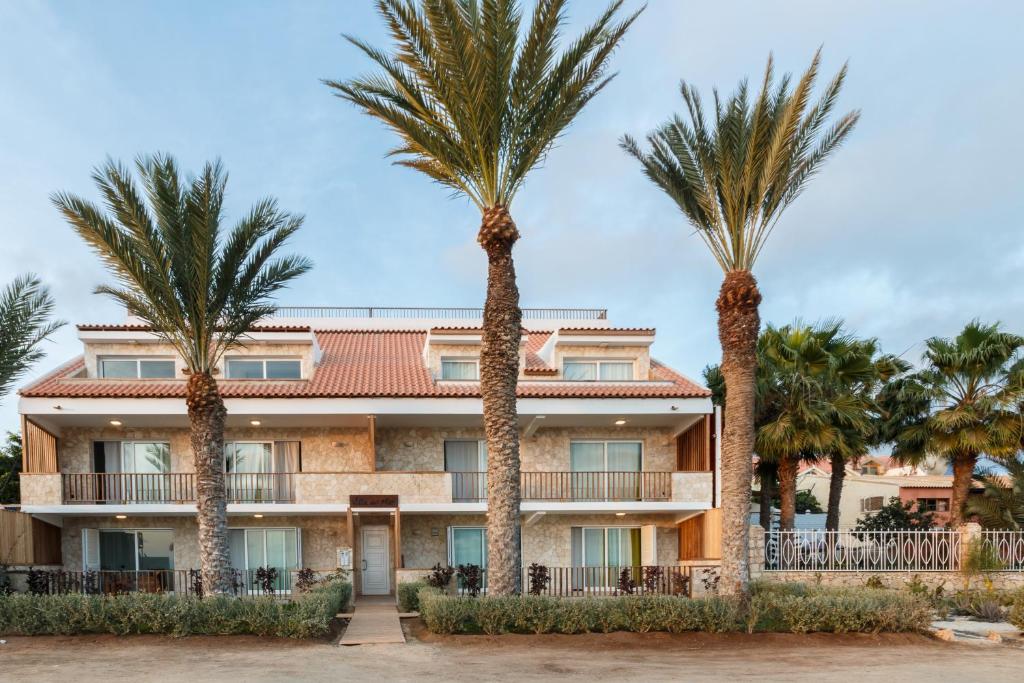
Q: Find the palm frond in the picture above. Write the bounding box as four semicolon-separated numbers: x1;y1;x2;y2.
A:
0;275;65;401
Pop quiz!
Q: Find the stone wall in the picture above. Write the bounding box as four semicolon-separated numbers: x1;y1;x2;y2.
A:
672;472;713;503
18;473;62;505
296;472;452;504
57;426;374;474
376;426;677;473
763;570;1024;591
60;515;348;571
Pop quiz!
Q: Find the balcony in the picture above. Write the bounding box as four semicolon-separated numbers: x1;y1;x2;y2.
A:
61;473;296;504
451;471;677;502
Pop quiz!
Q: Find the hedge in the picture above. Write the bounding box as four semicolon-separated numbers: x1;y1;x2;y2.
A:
1010;593;1024;630
417;584;932;636
398;581;428;613
0;581;351;638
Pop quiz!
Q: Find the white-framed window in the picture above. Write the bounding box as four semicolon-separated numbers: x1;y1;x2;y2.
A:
570;440;643;500
228;527;301;591
562;359;634;381
444;440;487;501
99;357;175;379
82;528;175;573
93;441;171;474
448;526;487;568
860;496;885;512
225;358;302;380
571;526;641;567
224;441;301;473
440;357;479;380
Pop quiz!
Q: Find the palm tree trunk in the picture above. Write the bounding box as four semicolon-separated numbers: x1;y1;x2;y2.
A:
777;455;797;531
950;454;977;528
825;452;846;530
758;461;776;530
478;205;523;596
715;270;761;596
186;371;232;595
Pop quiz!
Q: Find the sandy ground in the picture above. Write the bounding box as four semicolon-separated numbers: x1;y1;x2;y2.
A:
2;625;1023;683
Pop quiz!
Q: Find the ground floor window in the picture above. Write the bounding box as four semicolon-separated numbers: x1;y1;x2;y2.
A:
570;527;641;590
228;528;300;590
916;498;949;512
448;527;487;592
83;528;174;592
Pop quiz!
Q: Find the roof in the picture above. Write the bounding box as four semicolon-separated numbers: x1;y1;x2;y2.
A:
20;329;710;400
77;324;314;333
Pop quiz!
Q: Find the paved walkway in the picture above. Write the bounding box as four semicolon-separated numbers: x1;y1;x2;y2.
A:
338;595;405;645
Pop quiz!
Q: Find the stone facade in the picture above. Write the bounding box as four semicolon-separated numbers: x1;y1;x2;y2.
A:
672;472;713;503
61;514;348;571
19;473;61;506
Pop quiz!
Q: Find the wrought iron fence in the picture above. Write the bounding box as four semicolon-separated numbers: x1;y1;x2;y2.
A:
764;529;962;572
979;530;1024;571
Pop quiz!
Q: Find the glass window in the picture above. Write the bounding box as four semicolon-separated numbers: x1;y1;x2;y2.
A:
599;362;633;381
139;360;175;378
441;359;479;380
98;529;174;571
449;527;487;567
225;442;273;473
266;360;301;379
100;358;174;379
571;527;640;567
563;361;597;381
563;360;634;381
228;528;300;591
226;359;265;379
121;442;171;474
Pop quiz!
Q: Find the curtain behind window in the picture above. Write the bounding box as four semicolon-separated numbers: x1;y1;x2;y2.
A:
273;442;300;500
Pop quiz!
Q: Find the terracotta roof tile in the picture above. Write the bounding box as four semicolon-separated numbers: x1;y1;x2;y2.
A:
21;330;710;400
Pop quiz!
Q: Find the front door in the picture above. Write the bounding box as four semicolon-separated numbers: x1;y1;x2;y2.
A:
360;526;390;595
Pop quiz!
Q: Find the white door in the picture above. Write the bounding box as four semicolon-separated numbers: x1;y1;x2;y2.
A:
360;526;390;595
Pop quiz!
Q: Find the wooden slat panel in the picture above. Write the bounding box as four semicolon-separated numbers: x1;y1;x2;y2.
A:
22;420;58;474
676;415;712;472
677;516;703;561
0;509;34;564
701;509;722;560
31;518;62;564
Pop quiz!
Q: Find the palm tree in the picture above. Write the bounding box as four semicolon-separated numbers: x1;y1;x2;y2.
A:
52;155;311;594
622;51;859;593
327;0;640;595
0;274;64;401
892;322;1024;527
967;456;1024;529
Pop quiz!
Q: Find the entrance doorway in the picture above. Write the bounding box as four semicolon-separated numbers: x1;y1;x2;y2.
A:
360;525;390;595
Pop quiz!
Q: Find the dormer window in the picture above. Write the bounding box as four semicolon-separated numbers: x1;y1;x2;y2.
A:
99;357;175;379
441;357;479;381
226;358;302;380
563;359;634;381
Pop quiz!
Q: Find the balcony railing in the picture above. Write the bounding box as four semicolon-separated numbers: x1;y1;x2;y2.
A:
450;471;673;502
61;473;295;504
20;568;336;597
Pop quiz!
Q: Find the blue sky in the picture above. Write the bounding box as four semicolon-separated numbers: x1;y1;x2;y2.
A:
1;0;1023;433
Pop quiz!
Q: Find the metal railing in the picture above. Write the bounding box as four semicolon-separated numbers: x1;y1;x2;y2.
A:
21;568;339;597
525;565;691;597
62;473;296;504
270;306;607;320
979;530;1024;571
450;471;673;502
764;529;962;572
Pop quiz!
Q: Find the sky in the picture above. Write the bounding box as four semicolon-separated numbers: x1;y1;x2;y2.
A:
1;0;1023;433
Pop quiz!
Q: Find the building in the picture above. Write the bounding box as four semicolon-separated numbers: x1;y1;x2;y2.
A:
16;306;721;596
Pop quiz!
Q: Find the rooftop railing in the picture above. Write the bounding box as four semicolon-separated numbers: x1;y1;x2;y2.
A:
269;306;607;320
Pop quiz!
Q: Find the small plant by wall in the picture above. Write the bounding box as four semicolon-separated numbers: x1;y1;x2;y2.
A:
527;563;550;596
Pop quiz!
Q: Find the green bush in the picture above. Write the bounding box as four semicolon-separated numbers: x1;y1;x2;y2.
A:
416;585;930;636
1007;591;1024;630
0;581;351;638
398;581;428;613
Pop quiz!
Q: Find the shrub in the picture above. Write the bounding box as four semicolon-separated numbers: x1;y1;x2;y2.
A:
1010;592;1024;630
526;563;550;596
398;581;427;613
456;564;483;597
416;586;928;636
616;568;636;595
425;564;455;590
0;581;351;638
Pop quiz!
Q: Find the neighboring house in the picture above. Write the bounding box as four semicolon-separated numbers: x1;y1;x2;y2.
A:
16;306;721;596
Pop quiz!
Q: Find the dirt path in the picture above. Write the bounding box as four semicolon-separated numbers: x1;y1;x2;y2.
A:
2;628;1022;682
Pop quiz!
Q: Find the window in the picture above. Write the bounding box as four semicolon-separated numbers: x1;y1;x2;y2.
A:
917;498;949;512
448;526;487;592
860;496;884;512
571;527;641;590
570;441;642;500
562;360;634;381
445;440;487;500
860;464;880;475
224;441;300;501
92;441;171;502
99;357;175;379
441;357;479;380
225;358;302;380
229;528;300;591
83;528;175;590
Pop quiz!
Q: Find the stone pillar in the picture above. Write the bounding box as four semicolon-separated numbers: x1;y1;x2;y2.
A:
748;524;766;579
958;522;982;570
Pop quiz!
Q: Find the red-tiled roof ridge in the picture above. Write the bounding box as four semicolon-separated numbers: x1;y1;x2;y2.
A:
20;330;711;400
78;323;314;333
557;327;655;335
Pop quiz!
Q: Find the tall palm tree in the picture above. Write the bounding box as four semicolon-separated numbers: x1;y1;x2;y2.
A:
892;322;1024;527
623;52;859;592
327;0;640;595
0;274;64;401
52;154;311;594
